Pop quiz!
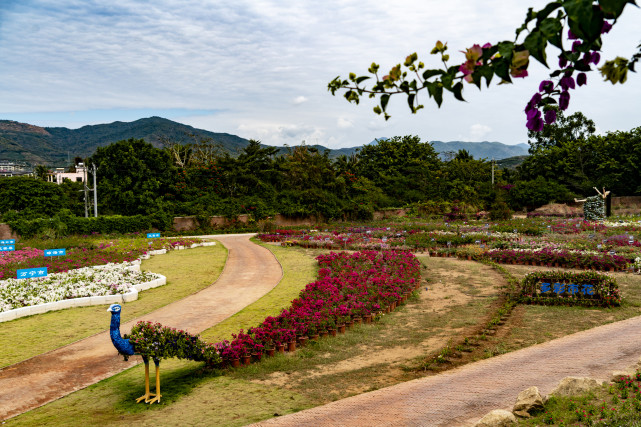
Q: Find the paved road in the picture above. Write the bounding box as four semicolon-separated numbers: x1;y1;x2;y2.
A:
0;234;282;421
253;314;641;426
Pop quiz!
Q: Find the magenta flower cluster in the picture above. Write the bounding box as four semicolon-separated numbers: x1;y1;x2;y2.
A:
214;250;420;365
525;24;611;132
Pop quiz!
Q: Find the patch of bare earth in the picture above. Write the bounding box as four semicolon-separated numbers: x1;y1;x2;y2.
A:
253;257;504;396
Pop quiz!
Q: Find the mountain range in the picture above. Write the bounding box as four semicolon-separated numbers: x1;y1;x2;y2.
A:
0;117;529;165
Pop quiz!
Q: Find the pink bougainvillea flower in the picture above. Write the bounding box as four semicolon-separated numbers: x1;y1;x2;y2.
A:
544;108;557;124
463;44;483;62
559;90;570;110
559;75;576;91
538;80;554;93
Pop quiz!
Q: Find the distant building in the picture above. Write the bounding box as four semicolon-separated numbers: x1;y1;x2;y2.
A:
0;161;32;177
47;164;86;184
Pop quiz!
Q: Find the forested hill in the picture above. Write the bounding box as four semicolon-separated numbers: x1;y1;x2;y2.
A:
430;140;529;160
0;116;528;164
0;117;251;164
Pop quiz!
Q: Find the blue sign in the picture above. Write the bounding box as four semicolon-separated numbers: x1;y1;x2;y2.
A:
147;233;161;238
44;248;66;257
17;267;48;279
540;282;594;296
0;245;15;252
0;239;15;245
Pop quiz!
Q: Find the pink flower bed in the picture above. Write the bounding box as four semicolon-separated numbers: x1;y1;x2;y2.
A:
215;250;420;363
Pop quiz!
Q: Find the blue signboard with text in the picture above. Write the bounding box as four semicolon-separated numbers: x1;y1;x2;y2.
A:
147;233;161;238
17;267;48;279
0;245;15;252
0;239;16;245
44;249;66;257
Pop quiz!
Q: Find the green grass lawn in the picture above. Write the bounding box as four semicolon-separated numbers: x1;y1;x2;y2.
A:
0;244;227;368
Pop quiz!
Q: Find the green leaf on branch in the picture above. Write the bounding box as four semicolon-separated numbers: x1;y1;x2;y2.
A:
539;17;563;39
427;82;444;107
452;82;465;101
497;41;515;60
564;0;604;43
600;0;637;18
523;30;548;66
477;65;494;87
422;69;444;80
536;2;563;21
494;59;512;82
407;93;416;113
380;94;390;111
355;76;370;84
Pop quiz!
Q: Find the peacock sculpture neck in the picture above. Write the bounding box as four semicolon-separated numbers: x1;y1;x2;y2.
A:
108;304;135;356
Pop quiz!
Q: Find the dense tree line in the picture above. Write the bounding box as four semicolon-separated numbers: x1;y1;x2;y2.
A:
1;118;640;223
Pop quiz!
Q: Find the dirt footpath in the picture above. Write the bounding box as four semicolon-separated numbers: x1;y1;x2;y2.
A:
252;314;641;427
0;234;282;421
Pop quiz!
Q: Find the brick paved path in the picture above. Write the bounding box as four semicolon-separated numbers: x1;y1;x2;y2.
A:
254;315;641;427
0;234;282;421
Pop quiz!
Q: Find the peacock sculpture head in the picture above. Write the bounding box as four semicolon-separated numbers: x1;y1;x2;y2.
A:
108;303;135;357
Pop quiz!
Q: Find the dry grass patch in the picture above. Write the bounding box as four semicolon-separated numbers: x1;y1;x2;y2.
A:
469;264;641;356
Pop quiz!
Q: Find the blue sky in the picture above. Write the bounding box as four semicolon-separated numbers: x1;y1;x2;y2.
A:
0;0;639;148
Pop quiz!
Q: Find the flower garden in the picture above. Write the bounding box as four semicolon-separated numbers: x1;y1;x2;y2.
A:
0;236;202;315
4;215;641;426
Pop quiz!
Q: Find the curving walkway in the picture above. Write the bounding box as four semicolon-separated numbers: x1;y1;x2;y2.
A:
0;234;282;421
253;314;641;427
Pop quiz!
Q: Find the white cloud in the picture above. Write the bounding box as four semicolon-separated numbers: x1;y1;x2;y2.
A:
0;0;639;149
293;96;308;105
469;124;492;141
337;116;353;129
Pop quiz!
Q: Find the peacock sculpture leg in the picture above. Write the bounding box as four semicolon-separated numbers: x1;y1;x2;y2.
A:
136;356;152;403
148;358;162;404
136;357;162;404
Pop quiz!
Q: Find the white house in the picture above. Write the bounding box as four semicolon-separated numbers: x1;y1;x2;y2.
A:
47;164;85;184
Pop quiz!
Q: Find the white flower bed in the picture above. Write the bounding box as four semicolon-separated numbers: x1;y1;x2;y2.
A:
0;261;162;313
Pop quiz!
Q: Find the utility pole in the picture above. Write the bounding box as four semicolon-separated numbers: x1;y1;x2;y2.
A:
92;163;98;217
83;164;89;217
491;158;495;184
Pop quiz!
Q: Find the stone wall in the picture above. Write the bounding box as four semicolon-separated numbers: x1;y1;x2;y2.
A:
0;223;18;240
373;208;410;220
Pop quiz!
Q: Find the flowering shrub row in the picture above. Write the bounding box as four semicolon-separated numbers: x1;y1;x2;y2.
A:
520;270;620;307
483;248;629;271
214;250;420;364
0;262;161;312
129;250;420;366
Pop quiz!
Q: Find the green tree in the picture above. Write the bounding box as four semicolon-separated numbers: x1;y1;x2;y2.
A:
0;177;68;219
33;165;49;181
356;136;442;206
89;138;175;216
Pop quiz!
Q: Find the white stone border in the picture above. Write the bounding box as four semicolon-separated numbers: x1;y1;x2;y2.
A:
0;239;216;323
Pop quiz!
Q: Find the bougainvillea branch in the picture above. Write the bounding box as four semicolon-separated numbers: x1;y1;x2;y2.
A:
328;0;638;131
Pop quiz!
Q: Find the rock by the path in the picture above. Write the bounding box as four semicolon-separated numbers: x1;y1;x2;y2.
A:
512;386;544;418
550;377;603;397
474;409;516;427
611;369;637;382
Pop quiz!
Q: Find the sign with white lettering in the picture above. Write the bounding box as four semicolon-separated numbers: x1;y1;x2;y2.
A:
0;245;15;252
0;239;15;245
147;233;161;238
17;267;48;279
44;249;66;257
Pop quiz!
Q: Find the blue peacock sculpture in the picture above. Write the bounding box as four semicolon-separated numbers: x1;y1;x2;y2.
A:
108;304;220;404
